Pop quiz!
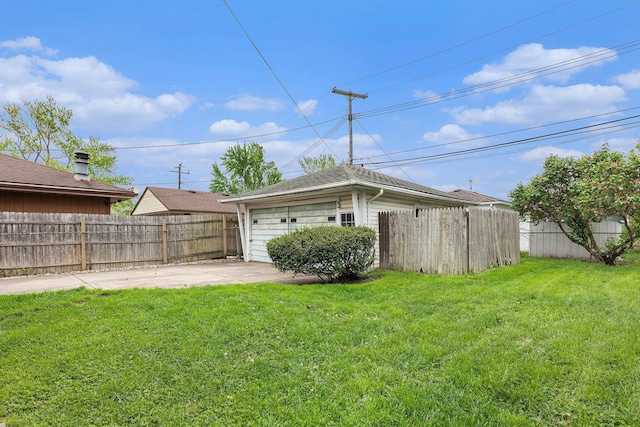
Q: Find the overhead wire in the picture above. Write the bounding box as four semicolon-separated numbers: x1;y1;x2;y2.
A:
113;115;343;150
354;106;640;161
107;6;640;156
221;0;337;159
344;0;579;86
364;1;640;94
352;116;416;183
280;113;348;171
361;114;640;168
356;39;640;119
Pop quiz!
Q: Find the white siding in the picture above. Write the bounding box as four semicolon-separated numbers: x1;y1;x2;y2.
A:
250;206;288;263
131;191;167;215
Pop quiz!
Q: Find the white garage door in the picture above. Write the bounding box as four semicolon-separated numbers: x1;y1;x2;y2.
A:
250;201;337;263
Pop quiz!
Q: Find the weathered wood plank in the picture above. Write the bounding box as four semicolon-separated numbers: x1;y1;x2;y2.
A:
0;212;239;276
377;207;520;275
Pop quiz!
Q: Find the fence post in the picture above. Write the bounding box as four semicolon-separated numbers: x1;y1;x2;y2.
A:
222;215;228;257
80;217;87;271
465;208;470;274
162;220;168;264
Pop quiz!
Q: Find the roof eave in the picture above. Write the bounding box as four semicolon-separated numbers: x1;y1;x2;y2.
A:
222;179;475;206
0;182;137;199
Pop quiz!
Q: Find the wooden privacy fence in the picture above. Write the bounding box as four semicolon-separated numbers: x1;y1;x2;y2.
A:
379;207;520;275
0;212;241;276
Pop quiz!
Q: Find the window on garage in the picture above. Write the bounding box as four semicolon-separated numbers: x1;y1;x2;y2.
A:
341;212;355;227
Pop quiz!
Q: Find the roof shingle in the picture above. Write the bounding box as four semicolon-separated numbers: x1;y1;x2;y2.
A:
139;187;238;214
0;152;136;200
224;164;468;202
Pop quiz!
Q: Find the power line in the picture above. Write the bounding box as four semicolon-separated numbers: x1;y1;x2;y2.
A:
352;1;640;94
354;106;640;161
221;0;335;157
353;116;415;183
362;114;640;168
356;39;640;119
113;116;343;150
367;122;639;170
280;114;348;171
343;0;579;86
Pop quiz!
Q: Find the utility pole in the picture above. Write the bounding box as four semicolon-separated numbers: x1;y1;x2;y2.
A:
170;163;190;190
331;87;368;165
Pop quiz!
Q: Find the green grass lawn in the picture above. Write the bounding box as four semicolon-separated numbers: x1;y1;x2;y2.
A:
1;252;639;426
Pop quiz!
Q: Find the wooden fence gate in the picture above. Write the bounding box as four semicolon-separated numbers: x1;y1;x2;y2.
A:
378;207;520;275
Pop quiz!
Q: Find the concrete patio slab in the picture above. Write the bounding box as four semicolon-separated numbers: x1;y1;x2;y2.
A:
0;260;321;295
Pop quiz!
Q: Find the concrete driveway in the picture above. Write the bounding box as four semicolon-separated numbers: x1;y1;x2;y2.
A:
0;260;321;295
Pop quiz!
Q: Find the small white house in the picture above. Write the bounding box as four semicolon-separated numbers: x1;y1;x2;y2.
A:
222;164;477;263
131;186;239;216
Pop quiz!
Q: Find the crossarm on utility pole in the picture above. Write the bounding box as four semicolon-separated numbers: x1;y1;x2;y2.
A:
331;87;368;165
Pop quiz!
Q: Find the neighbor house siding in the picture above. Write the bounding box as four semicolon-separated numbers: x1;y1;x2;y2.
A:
131;191;166;215
0;191;110;214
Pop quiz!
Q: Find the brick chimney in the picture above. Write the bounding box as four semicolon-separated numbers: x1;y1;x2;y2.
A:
74;151;90;181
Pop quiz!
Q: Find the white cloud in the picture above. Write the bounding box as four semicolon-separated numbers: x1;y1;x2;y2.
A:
0;36;58;56
296;99;318;115
614;69;640;90
208;119;287;139
199;102;215;110
0;39;195;131
209;119;251;135
37;56;137;95
590;137;639;152
225;94;284;111
423;124;485;148
450;84;626;125
517;146;585;164
74;92;193;131
412;89;440;101
464;43;616;88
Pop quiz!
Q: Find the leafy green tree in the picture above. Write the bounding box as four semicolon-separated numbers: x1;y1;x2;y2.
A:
0;96;132;187
210;142;283;194
298;153;337;174
510;143;640;265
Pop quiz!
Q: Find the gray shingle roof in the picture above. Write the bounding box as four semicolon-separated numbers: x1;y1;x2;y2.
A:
449;189;509;204
224;164;469;203
0;152;136;200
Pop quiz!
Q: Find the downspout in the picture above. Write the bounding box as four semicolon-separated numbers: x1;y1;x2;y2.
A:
235;203;248;262
351;190;361;225
366;188;384;226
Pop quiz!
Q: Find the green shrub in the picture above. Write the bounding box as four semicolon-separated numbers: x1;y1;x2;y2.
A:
266;225;376;283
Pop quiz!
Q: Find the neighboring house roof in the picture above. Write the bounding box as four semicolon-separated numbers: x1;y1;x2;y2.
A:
131;186;239;215
223;164;472;205
449;189;510;206
0;152;136;202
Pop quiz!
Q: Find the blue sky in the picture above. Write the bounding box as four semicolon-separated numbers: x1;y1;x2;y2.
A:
2;0;640;200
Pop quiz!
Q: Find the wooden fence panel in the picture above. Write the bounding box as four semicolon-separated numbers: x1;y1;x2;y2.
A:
0;212;240;276
468;208;520;272
378;207;519;275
